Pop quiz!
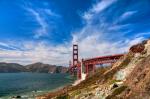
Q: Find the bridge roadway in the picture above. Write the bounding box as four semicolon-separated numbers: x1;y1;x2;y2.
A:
83;54;124;65
69;54;124;79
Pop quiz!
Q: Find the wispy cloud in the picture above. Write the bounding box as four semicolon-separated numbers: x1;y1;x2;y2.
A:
44;9;61;18
135;32;150;38
26;7;48;38
0;42;20;50
83;0;117;21
0;41;71;65
92;0;117;13
24;2;60;39
108;24;131;31
72;0;144;60
118;11;138;22
0;34;144;65
72;32;144;59
0;0;147;66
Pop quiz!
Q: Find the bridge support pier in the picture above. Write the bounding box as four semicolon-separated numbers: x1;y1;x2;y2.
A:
77;63;81;79
85;64;96;77
80;59;87;80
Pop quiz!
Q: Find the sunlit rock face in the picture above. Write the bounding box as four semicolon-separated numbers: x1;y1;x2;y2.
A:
129;40;146;53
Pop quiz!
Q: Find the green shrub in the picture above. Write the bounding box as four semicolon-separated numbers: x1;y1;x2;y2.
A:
106;86;127;99
112;86;127;95
56;94;70;99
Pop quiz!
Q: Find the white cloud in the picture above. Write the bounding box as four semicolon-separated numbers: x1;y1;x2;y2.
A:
108;24;131;31
0;1;145;66
135;32;150;38
0;29;144;67
0;41;72;66
128;37;144;46
72;0;144;61
0;34;143;66
83;0;117;21
44;9;60;18
92;0;117;13
119;11;137;22
72;33;144;60
26;8;48;38
25;6;61;38
0;42;19;50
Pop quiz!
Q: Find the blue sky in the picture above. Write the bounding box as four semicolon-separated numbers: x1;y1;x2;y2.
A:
0;0;149;65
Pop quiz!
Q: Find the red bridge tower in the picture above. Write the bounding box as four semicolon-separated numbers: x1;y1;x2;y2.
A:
73;44;78;66
72;44;81;78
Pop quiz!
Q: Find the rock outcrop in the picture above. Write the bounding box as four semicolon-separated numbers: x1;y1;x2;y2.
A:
117;40;150;99
129;40;146;53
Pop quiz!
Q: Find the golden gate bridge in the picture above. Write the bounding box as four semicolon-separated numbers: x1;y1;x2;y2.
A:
69;44;124;80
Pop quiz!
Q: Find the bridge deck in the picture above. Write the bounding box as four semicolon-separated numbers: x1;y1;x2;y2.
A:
83;54;124;65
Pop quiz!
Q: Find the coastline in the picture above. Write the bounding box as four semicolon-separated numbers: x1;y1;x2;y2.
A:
36;84;72;99
0;73;75;99
36;77;76;99
0;81;73;99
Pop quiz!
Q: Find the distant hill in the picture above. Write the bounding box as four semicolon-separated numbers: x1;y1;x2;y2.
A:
0;62;27;73
0;62;68;73
26;62;68;73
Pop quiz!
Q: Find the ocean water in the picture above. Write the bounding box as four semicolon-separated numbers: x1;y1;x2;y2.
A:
0;73;75;99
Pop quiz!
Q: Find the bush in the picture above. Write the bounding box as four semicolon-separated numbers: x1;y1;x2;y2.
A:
106;86;127;99
112;86;127;95
56;94;69;99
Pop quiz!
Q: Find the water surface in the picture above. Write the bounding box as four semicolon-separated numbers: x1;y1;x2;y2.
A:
0;73;74;98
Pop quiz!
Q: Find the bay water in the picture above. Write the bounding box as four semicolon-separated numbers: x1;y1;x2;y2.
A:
0;73;74;99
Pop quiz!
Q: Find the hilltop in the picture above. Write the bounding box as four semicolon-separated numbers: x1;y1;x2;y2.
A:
37;39;150;99
0;62;68;73
0;62;27;73
26;62;68;73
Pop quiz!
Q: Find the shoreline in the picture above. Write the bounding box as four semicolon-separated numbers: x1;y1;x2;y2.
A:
0;73;75;99
36;79;81;99
36;84;72;99
0;83;73;99
36;76;78;99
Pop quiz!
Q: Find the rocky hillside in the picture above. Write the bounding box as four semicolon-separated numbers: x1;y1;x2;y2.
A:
26;62;68;73
117;40;150;99
0;62;68;73
37;39;150;99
